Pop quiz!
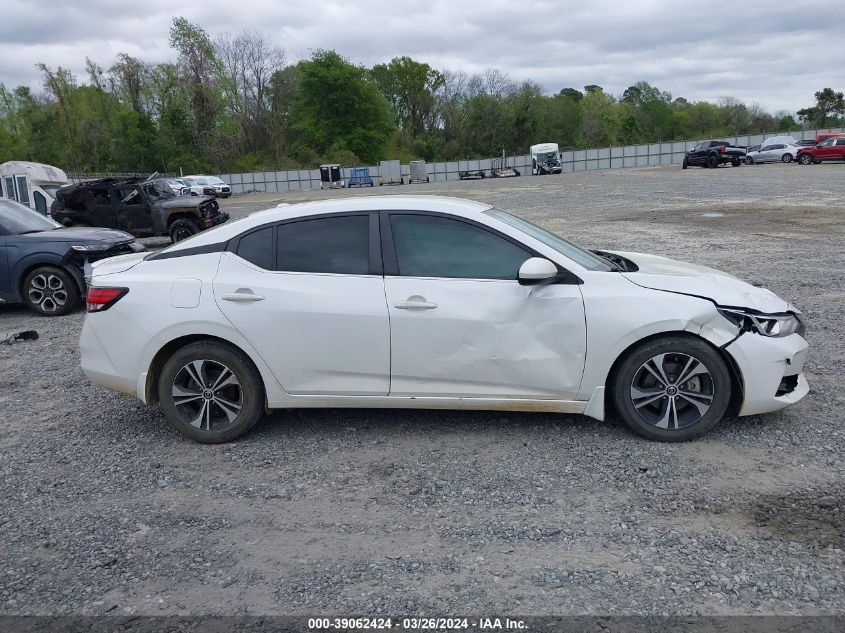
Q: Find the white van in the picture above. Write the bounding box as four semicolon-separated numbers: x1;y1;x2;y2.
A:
530;143;562;175
0;161;69;215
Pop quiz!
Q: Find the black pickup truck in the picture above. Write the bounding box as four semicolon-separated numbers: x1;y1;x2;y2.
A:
683;141;746;169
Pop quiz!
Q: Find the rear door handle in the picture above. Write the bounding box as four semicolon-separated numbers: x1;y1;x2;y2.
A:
394;295;438;310
222;289;265;302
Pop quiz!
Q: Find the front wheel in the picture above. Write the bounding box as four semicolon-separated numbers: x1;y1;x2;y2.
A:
782;153;793;163
158;340;265;443
611;335;731;442
22;266;80;316
798;154;812;165
745;156;754;165
168;218;200;243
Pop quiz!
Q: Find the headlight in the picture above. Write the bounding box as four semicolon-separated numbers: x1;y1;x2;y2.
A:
718;308;805;337
71;244;109;252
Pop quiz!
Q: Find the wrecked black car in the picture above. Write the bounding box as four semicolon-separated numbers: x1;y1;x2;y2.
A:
0;198;143;316
51;176;229;243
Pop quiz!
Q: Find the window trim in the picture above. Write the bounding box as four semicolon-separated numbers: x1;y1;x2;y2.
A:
379;210;581;284
227;210;382;276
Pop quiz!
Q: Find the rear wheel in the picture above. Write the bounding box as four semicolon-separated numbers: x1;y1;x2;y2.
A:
158;340;265;443
782;153;793;163
611;335;731;442
168;218;200;243
706;153;719;168
22;266;80;316
731;159;741;167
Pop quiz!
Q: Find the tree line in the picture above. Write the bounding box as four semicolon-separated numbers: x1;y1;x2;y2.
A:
1;17;843;175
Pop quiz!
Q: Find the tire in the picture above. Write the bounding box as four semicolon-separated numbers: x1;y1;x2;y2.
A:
798;154;812;165
157;340;265;443
745;156;754;165
781;153;793;163
168;218;200;243
682;158;688;169
813;160;821;164
611;335;731;442
731;160;741;167
706;153;719;169
22;266;80;316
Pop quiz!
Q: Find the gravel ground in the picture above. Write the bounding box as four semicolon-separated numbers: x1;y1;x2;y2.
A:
1;163;843;616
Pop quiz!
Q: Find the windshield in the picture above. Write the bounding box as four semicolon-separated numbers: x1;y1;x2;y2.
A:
144;179;179;200
536;152;558;162
0;199;61;234
485;208;615;271
40;185;63;199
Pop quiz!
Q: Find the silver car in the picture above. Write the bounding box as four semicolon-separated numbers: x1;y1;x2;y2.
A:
745;142;799;164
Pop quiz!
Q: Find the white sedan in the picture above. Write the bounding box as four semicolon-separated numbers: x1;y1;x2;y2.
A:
80;196;809;443
745;142;800;164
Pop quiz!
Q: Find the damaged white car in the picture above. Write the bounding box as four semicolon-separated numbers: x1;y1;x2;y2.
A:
79;196;809;443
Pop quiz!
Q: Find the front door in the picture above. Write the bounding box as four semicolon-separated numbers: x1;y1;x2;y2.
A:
113;187;153;232
214;213;390;396
382;212;586;399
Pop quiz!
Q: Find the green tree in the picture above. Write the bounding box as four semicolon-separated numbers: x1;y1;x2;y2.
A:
797;88;844;127
371;56;444;140
293;50;395;163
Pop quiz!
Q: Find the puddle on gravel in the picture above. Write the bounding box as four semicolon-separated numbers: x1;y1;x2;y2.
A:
751;491;843;547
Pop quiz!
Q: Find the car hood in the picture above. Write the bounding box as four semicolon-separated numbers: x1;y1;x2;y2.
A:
14;227;134;244
159;196;214;209
611;251;792;313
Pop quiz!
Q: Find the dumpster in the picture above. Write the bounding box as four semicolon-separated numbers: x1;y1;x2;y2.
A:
408;160;429;183
379;160;403;185
319;164;343;189
347;167;374;188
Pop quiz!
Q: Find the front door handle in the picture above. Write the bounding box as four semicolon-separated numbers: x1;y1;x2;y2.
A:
222;289;265;302
394;295;438;310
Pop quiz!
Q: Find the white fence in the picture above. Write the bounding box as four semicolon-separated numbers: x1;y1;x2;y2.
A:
69;127;845;190
216;127;845;194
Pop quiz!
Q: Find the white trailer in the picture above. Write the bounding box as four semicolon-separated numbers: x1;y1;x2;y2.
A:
379;160;404;185
529;143;562;175
0;161;69;214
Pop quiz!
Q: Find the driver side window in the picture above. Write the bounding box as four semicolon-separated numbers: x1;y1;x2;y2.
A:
389;214;530;280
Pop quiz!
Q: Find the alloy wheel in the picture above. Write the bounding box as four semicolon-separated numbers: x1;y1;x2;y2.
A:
28;273;68;314
629;352;714;430
171;359;243;431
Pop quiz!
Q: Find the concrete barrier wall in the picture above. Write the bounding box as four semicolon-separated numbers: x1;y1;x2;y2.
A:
69;127;845;189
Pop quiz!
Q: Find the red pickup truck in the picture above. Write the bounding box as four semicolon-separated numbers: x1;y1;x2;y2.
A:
797;137;845;164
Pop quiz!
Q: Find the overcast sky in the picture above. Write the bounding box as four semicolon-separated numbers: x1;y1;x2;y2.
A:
2;0;843;112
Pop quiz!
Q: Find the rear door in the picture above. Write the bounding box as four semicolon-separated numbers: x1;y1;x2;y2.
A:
835;139;845;160
214;212;391;395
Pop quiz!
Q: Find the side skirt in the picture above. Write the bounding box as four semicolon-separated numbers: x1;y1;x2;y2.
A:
266;395;590;415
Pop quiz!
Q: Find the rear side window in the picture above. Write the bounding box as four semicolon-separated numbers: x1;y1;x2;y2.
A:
390;214;530;280
276;215;369;274
15;176;29;205
237;226;274;270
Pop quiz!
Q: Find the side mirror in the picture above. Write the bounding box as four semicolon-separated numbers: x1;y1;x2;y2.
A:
518;257;558;286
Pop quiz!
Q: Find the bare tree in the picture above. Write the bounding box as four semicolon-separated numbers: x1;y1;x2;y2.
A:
216;30;286;152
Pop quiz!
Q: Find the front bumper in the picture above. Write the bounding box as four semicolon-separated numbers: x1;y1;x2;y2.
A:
202;211;230;229
724;332;809;416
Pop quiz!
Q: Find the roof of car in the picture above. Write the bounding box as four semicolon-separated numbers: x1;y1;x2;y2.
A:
155;196;494;254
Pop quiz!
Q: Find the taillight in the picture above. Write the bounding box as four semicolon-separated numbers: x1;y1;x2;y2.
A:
86;287;128;313
719;146;726;153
